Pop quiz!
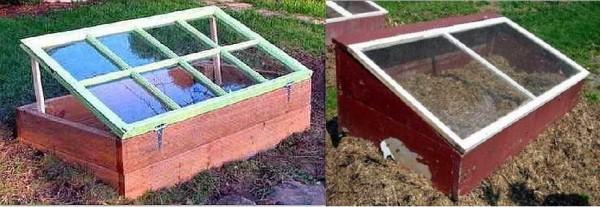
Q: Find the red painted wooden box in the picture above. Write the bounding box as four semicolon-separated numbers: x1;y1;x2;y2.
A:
17;80;311;198
333;12;589;198
326;1;388;44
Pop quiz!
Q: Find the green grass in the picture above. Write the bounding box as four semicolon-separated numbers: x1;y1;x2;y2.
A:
241;0;324;18
378;1;490;24
0;0;323;127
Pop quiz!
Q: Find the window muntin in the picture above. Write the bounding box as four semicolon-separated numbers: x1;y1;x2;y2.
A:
145;24;213;56
349;17;588;151
188;18;250;46
365;36;531;138
190;58;257;93
98;32;169;67
21;7;312;138
141;65;216;107
88;77;169;123
46;41;120;80
325;1;387;23
231;46;293;80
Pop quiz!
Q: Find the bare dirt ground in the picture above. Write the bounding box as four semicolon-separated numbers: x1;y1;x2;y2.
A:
326;87;599;205
0;1;91;17
0;51;325;204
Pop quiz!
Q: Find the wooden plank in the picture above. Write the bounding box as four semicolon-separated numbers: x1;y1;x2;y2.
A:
123;69;310;138
122;105;311;198
121;80;310;173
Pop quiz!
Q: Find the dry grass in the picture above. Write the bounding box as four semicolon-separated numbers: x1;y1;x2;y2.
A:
326;97;600;205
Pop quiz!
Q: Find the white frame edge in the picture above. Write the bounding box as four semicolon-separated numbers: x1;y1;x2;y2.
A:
21;6;218;48
347;17;590;152
325;1;388;24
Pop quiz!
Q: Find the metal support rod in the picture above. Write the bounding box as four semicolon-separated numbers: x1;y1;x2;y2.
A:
30;58;46;113
210;16;223;85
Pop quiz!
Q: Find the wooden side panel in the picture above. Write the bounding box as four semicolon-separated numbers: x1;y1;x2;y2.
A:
16;100;121;188
335;43;462;196
122;106;311;198
120;80;311;173
326;14;386;44
458;81;583;195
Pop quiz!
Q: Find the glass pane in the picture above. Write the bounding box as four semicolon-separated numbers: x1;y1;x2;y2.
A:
45;41;119;80
188;17;250;46
452;23;579;95
365;37;531;138
327;6;343;18
189;58;256;92
146;24;212;56
230;46;292;80
88;77;168;123
141;65;216;107
335;1;378;14
98;32;168;67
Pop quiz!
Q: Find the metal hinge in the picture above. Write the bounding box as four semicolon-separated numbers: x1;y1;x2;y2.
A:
154;124;166;149
284;81;293;102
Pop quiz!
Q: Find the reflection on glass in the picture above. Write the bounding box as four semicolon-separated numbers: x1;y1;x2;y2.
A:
98;32;168;67
335;1;378;14
187;18;249;46
142;66;216;107
190;58;256;92
231;46;292;80
46;41;119;80
365;36;531;138
146;24;212;56
89;78;168;123
452;23;578;95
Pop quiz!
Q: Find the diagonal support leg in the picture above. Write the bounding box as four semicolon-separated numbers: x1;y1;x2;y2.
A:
30;58;45;113
210;16;223;85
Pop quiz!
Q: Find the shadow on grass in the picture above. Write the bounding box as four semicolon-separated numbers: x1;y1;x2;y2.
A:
325;117;343;147
508;181;590;206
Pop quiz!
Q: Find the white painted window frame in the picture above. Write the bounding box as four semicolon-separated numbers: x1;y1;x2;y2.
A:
326;0;388;24
347;17;590;152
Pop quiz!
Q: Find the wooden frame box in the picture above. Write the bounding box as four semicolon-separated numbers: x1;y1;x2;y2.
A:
326;1;388;44
333;12;589;198
17;6;313;198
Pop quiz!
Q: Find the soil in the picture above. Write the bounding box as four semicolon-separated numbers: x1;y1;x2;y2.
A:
392;55;531;138
0;2;79;17
487;55;568;96
0;51;325;204
326;95;600;205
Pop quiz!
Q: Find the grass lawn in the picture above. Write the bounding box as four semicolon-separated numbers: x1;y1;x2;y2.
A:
240;0;324;18
326;1;600;119
0;0;323;204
